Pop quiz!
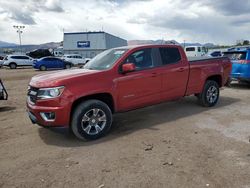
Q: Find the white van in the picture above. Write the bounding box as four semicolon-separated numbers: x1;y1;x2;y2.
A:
184;46;207;57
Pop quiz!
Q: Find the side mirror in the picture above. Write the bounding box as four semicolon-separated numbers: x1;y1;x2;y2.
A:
122;63;136;73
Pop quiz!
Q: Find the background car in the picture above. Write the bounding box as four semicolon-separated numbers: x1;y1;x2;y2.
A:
26;49;53;59
33;56;73;71
0;55;4;68
2;55;33;69
62;54;85;66
223;47;250;84
208;51;222;57
0;79;8;100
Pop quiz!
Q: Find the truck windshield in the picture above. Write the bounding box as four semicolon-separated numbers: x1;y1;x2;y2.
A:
84;49;127;70
223;52;246;60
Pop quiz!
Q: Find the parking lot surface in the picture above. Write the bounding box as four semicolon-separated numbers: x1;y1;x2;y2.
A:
0;68;250;188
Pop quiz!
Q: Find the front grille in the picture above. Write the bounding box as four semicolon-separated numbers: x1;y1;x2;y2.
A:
28;86;39;104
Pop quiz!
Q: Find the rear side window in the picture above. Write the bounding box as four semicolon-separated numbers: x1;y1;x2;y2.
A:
223;52;246;60
125;48;153;70
159;47;181;65
186;47;195;52
44;58;55;61
11;56;19;59
11;56;29;59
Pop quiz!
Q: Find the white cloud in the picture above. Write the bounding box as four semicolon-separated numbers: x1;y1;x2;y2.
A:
0;0;249;45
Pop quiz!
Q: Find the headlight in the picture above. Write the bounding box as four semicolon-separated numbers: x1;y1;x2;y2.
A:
37;86;64;100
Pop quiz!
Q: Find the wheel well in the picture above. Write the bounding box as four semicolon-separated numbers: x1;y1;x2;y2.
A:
206;75;222;87
71;93;115;115
9;62;17;65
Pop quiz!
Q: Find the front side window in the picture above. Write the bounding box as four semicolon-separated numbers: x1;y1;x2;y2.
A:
159;47;181;65
124;48;153;70
186;47;195;52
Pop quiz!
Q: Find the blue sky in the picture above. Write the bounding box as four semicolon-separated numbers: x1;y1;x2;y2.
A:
0;0;249;45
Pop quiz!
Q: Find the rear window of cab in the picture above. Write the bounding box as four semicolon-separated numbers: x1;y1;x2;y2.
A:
223;52;247;60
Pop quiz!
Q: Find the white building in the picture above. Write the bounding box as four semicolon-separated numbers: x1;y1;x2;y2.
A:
63;31;127;58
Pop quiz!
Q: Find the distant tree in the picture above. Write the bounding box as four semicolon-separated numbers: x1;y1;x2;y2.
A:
243;40;249;45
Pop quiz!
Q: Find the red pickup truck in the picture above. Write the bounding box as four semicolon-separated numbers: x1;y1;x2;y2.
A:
27;44;231;140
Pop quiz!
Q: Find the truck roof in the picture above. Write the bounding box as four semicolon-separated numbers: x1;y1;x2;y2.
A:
114;44;181;50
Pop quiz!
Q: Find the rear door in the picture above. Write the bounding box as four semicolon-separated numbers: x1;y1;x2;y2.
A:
116;48;162;111
57;58;64;68
159;47;189;100
47;58;57;68
22;56;31;66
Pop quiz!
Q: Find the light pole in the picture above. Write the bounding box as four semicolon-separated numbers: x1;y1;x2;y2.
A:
183;40;186;48
13;25;25;53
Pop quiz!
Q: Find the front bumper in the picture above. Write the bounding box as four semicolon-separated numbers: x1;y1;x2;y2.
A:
27;99;70;127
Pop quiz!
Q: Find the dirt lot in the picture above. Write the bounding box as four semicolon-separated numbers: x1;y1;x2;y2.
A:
0;68;250;188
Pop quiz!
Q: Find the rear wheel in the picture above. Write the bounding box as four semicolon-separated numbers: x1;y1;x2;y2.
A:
197;80;219;107
65;64;71;69
9;63;17;69
71;100;112;140
39;65;46;71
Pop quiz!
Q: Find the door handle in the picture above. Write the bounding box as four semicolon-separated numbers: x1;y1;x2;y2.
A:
177;68;185;72
151;72;158;77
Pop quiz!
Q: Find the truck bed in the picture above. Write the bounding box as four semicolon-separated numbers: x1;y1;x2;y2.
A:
188;56;228;63
185;56;231;96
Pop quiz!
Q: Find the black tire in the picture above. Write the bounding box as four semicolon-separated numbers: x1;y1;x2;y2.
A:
39;65;46;71
197;80;220;107
71;100;112;140
9;63;17;69
65;64;71;69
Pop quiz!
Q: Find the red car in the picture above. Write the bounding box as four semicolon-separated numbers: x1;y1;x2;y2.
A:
27;44;231;140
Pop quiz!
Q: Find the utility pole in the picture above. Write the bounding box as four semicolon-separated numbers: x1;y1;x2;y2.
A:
13;25;25;53
183;40;186;48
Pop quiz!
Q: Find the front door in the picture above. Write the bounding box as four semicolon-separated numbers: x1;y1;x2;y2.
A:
116;48;162;111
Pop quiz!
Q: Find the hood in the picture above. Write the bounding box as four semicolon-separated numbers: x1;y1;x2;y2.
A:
30;68;99;88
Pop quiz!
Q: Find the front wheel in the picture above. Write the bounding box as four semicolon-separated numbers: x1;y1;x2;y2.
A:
39;65;47;71
9;63;17;69
65;64;71;69
197;80;220;107
71;100;112;140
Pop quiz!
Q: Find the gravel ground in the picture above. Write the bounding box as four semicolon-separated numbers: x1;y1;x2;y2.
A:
0;68;250;188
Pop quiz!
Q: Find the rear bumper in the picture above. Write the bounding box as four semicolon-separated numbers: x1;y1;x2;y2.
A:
231;63;250;81
230;73;250;82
